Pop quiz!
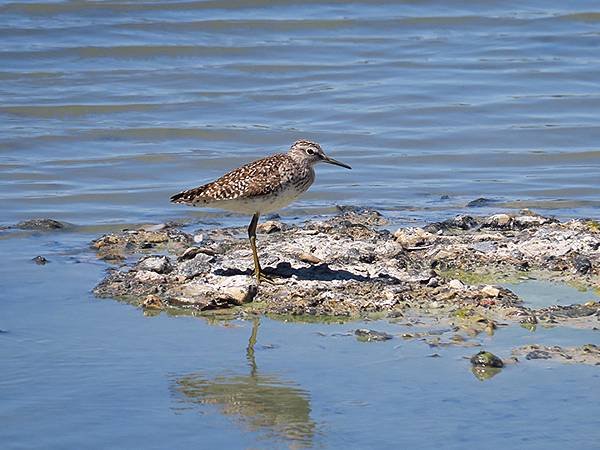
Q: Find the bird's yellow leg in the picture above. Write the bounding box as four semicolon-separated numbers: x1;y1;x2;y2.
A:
248;213;275;284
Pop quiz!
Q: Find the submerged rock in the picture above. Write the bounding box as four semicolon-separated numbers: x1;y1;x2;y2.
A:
513;344;600;366
470;351;504;368
354;329;393;342
32;255;49;265
14;218;70;231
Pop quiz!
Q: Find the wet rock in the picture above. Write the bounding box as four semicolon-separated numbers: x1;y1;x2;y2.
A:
92;226;192;262
426;215;478;232
32;255;49;265
572;255;592;275
466;197;497;208
513;344;600;365
354;329;393;342
136;255;172;274
15;218;69;230
470;351;504;368
525;350;552;360
335;206;389;226
141;294;164;310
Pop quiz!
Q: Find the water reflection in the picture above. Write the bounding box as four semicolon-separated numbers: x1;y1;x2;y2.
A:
175;319;317;447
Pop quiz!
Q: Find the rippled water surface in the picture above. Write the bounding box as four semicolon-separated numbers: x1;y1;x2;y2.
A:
2;0;600;226
2;1;600;449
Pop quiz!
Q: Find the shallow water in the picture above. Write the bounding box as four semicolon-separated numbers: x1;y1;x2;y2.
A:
503;278;600;308
1;235;599;449
2;1;600;449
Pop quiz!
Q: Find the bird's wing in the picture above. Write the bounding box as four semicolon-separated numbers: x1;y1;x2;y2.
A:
170;154;289;204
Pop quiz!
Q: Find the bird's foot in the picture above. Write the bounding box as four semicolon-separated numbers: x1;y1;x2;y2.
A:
254;270;277;285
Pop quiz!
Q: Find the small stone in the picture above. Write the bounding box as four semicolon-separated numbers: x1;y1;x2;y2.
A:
393;227;434;248
134;270;165;283
449;279;465;290
481;285;500;297
354;329;393;342
136;255;172;274
298;252;321;264
483;214;512;229
258;220;282;234
177;253;213;279
141;294;164;309
427;277;439;288
572;255;592;275
221;285;258;305
178;246;216;262
32;255;48;265
470;351;504;368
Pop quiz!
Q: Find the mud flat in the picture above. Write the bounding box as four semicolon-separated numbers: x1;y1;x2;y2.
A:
92;208;600;365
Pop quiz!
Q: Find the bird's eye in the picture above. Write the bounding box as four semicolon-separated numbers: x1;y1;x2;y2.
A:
306;148;315;155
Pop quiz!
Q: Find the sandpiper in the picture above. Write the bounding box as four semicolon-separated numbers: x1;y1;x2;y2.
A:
170;140;351;283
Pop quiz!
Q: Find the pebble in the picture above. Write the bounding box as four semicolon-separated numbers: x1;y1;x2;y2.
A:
449;279;465;290
481;285;500;297
298;252;321;264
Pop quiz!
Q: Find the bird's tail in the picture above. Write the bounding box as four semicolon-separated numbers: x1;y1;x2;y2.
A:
170;188;200;205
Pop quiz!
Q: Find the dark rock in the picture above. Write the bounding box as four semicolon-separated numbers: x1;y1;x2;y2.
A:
466;198;497;208
176;253;214;279
572;255;592;275
32;255;49;265
15;218;69;230
354;329;393;342
470;351;504;367
538;304;598;319
424;215;478;233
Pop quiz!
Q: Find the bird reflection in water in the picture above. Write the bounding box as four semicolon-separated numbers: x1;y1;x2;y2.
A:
175;319;317;447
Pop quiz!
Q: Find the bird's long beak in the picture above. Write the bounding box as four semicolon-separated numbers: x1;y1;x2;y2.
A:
322;155;352;169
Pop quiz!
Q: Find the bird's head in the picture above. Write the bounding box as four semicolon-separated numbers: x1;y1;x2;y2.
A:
288;140;352;169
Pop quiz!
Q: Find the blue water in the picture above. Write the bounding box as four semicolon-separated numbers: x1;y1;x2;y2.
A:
1;1;600;449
